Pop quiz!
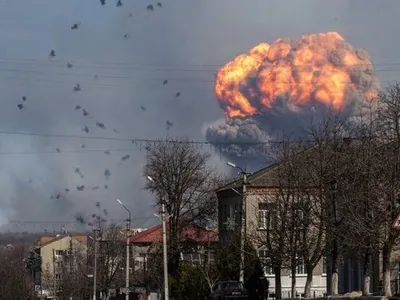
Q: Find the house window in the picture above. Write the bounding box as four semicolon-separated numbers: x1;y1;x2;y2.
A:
322;257;327;274
55;250;63;256
296;260;306;275
258;203;274;229
181;253;202;265
258;250;274;275
295;209;304;221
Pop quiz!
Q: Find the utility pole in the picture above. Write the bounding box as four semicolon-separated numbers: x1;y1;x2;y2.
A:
93;229;100;300
117;199;131;300
161;199;169;300
227;161;250;284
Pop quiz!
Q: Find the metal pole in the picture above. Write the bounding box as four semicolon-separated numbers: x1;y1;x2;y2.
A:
126;211;131;300
161;200;169;300
239;172;247;284
93;229;98;300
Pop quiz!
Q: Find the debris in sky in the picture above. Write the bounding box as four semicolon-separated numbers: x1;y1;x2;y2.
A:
92;213;96;218
140;105;146;111
104;169;111;180
104;150;110;155
121;154;130;161
99;0;106;5
103;209;108;216
175;92;181;97
71;23;79;30
56;193;61;199
124;33;129;39
82;126;89;133
67;63;73;68
83;109;89;116
96;121;106;129
76;105;81;110
163;79;168;85
74;167;84;179
56;148;61;153
166;120;174;130
49;50;56;57
128;12;132;17
92;186;99;191
157;2;162;7
116;0;122;7
81;144;86;149
22;96;27;101
74;84;81;92
65;188;70;192
147;4;154;11
96;202;100;208
17;104;23;110
75;214;85;224
88;222;93;227
104;184;108;189
113;129;119;133
94;74;98;80
77;185;85;191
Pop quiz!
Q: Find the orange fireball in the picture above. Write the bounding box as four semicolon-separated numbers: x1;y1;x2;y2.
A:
215;32;378;118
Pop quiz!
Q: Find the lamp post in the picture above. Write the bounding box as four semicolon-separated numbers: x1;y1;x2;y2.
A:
92;229;100;300
117;199;131;300
147;176;169;300
227;161;250;284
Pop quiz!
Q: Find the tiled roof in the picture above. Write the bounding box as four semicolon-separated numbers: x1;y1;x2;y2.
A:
129;223;218;244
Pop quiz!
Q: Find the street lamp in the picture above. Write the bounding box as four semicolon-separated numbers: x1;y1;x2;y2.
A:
227;161;251;284
147;175;169;300
89;230;100;300
117;198;131;300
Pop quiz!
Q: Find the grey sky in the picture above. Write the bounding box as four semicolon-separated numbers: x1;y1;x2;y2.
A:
0;0;398;231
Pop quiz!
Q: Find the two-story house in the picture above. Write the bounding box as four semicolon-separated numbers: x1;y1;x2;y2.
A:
216;164;329;298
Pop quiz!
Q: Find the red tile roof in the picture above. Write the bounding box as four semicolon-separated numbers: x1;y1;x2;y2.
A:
129;223;218;244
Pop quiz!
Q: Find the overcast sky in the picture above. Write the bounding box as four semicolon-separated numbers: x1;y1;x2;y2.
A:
0;0;399;232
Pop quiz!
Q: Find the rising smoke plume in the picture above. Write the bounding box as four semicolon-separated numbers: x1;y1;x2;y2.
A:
206;32;380;167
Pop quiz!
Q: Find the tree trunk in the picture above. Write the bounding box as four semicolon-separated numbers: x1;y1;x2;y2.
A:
363;247;372;296
291;264;296;299
331;240;339;295
274;266;282;300
382;244;392;296
304;265;313;299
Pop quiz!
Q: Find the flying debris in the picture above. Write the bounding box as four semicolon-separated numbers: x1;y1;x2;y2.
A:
163;79;168;85
99;0;106;5
157;2;162;7
113;129;119;133
104;150;110;155
82;126;89;133
17;104;23;110
140;105;147;111
92;186;99;191
104;184;108;189
49;50;56;57
56;148;61;153
121;154;130;161
81;144;86;149
128;12;132;17
75;214;85;225
147;4;154;11
116;0;122;6
74;167;84;179
94;74;98;80
103;209;108;216
71;23;80;30
166;120;173;130
74;84;81;92
76;105;81;110
96;202;100;208
92;213;96;218
77;185;85;191
175;92;181;97
83;109;89;116
65;188;70;192
206;31;380;162
56;193;61;199
124;33;129;39
104;169;111;180
67;63;73;68
96;121;106;129
22;96;27;101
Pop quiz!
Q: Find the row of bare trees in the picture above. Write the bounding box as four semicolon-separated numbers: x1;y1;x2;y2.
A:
248;83;400;297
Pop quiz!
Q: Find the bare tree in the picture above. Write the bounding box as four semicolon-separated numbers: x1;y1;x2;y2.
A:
0;244;35;299
144;138;219;276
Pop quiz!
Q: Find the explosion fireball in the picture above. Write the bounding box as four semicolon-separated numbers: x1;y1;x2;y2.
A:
206;32;379;166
